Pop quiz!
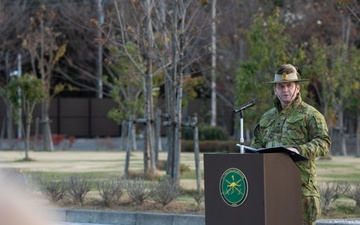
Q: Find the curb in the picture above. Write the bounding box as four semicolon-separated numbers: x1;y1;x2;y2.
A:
48;208;360;225
49;208;205;225
316;219;360;225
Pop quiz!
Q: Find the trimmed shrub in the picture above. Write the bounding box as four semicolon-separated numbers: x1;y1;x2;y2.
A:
39;179;66;203
182;127;194;140
97;176;124;207
319;181;350;213
182;140;242;153
180;163;191;175
156;160;167;170
124;178;152;205
182;124;229;141
347;182;360;206
30;173;65;203
150;176;181;207
65;175;91;206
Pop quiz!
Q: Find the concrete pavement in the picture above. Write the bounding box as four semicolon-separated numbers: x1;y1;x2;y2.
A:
50;208;205;225
50;208;360;225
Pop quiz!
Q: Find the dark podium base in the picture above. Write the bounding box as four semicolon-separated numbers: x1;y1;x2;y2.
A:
204;153;302;225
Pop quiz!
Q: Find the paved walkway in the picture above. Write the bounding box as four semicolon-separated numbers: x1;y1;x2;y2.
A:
316;219;360;225
50;208;360;225
57;219;360;225
57;223;108;225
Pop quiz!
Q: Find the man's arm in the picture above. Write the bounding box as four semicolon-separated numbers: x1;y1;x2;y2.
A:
250;123;265;149
296;112;331;159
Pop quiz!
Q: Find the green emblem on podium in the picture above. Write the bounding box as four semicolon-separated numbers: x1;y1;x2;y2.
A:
219;168;248;207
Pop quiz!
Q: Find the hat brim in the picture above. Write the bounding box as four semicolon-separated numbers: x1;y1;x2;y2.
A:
266;79;309;84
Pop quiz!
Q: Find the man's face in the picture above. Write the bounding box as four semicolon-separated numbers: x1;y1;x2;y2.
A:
274;82;300;104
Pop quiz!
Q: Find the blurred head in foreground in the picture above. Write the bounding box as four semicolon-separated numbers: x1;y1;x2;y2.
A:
0;168;51;225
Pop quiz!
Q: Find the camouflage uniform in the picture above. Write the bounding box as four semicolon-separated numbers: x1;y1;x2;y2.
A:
251;95;331;225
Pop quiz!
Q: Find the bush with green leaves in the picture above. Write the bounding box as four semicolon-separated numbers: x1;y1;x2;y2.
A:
181;140;240;153
182;124;229;141
150;176;181;207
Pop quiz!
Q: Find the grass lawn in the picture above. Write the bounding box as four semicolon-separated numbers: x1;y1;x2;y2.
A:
0;151;205;189
2;150;359;185
317;156;360;183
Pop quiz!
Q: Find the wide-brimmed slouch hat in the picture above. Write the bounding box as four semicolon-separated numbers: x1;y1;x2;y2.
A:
266;64;308;84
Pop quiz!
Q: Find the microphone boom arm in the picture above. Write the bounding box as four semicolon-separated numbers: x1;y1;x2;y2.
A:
233;100;255;113
233;100;256;153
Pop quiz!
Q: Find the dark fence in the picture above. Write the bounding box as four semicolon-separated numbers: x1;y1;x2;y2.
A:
0;98;234;138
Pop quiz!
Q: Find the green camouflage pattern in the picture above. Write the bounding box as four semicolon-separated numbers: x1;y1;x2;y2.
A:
251;95;331;221
302;196;321;225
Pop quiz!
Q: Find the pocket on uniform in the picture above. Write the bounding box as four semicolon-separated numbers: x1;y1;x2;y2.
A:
309;196;321;222
297;161;311;186
260;119;276;143
285;116;305;141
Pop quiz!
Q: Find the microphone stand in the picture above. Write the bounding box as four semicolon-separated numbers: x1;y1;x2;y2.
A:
236;110;245;154
233;100;255;154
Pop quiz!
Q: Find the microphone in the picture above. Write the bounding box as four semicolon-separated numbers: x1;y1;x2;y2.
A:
233;100;255;113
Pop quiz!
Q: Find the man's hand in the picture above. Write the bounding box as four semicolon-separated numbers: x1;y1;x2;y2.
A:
287;147;299;154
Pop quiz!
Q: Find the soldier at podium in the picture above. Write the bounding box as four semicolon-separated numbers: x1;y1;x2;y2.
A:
251;64;331;225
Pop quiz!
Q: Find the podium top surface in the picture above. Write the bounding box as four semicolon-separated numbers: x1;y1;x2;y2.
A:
244;146;308;162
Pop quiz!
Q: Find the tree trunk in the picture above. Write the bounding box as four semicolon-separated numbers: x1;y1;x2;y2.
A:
357;110;360;157
96;0;104;99
121;120;127;150
4;53;14;146
193;115;201;195
210;0;217;126
155;109;162;165
167;0;179;180
147;114;155;174
25;116;31;160
6;104;14;147
144;0;155;174
143;122;149;173
41;100;54;151
173;0;185;185
159;0;174;177
124;116;133;179
40;17;54;151
131;124;137;151
338;103;347;156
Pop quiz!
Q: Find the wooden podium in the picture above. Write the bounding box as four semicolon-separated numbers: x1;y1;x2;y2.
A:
204;152;302;225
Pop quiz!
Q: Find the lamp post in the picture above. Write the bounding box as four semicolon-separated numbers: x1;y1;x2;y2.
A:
10;53;22;139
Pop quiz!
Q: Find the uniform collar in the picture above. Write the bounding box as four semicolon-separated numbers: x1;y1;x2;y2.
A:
274;95;302;113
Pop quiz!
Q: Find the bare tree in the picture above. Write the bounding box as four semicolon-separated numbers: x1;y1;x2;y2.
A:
53;0;101;95
154;0;213;183
144;0;156;174
99;0;213;182
20;5;67;151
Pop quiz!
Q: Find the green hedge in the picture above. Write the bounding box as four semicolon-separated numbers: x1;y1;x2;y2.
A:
181;140;250;153
182;125;229;141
